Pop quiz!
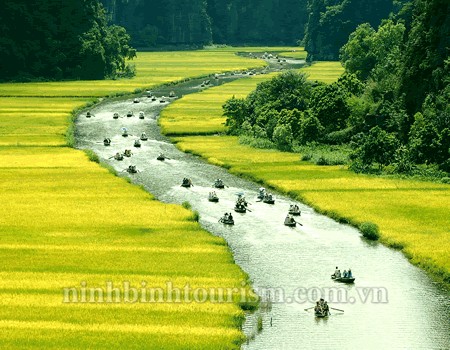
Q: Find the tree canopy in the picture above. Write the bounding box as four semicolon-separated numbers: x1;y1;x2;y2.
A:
0;0;136;81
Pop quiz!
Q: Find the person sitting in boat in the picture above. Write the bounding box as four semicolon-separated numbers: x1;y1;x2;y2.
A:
223;213;229;220
347;269;352;278
323;301;329;315
228;213;233;221
343;270;348;278
314;301;321;313
334;267;339;277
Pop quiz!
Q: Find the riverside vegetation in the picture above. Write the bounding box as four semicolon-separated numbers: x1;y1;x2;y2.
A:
0;47;283;349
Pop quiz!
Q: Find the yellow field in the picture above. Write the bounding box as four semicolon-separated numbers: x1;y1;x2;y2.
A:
161;74;277;135
301;61;345;84
0;47;282;349
161;62;450;284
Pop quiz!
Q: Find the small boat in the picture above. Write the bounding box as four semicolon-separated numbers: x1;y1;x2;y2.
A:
138;111;145;119
152;96;157;101
219;214;234;225
133;98;140;103
181;178;193;188
263;193;275;204
213;179;225;189
156;154;166;161
113;112;120;119
134;140;141;148
284;215;296;227
208;192;219;202
86;111;93;118
126;165;137;174
103;138;111;146
126;111;133;117
140;133;148;141
331;275;355;283
257;187;266;200
169;91;176;98
122;129;129;137
234;204;247;213
288;205;301;216
315;310;329;318
160;98;166;103
113;153;123;161
123;149;132;157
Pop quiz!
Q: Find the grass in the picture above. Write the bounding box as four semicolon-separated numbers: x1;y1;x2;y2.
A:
0;47;281;348
162;61;450;285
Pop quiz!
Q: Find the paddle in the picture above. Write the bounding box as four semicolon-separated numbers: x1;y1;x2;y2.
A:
330;307;344;312
304;306;315;311
292;219;303;226
246;207;252;212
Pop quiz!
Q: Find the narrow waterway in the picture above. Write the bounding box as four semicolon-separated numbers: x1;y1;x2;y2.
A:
75;67;450;350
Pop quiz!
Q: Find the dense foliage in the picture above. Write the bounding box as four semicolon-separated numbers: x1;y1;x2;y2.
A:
100;0;307;47
224;0;449;178
303;0;409;61
0;0;136;81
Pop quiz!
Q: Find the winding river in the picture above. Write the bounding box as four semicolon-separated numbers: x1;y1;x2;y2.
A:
75;65;450;349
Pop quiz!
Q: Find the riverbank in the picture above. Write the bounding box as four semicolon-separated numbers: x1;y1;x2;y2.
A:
0;47;290;348
161;63;450;286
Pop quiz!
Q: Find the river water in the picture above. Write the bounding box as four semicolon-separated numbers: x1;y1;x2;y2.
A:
75;68;450;350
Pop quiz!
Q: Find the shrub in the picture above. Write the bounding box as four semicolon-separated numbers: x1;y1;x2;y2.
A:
182;201;192;210
359;222;380;240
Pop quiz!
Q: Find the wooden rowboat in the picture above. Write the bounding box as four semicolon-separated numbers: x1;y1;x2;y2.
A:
331;275;355;283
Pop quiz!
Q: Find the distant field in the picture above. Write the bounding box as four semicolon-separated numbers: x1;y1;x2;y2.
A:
0;47;282;348
0;50;266;98
301;61;345;84
160;74;277;135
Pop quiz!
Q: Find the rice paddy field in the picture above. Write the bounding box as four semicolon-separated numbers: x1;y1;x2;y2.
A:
0;47;288;349
162;64;450;285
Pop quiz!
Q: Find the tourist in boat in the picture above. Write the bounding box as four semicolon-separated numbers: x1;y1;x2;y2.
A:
343;270;348;278
314;302;321;313
228;213;233;221
334;267;339;277
323;301;329;315
348;269;352;278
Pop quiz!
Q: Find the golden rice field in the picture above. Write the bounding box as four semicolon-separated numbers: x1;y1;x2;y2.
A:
161;62;450;284
301;61;345;84
0;47;284;349
160;74;277;135
0;147;254;348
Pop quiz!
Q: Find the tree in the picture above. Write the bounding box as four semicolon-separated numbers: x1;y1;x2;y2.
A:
351;126;399;169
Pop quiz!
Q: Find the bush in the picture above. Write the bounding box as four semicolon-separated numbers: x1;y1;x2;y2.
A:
359;222;380;240
182;201;192;210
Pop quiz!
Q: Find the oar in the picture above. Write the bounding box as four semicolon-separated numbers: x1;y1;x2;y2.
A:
294;220;303;226
330;307;344;312
304;306;315;311
246;207;252;212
